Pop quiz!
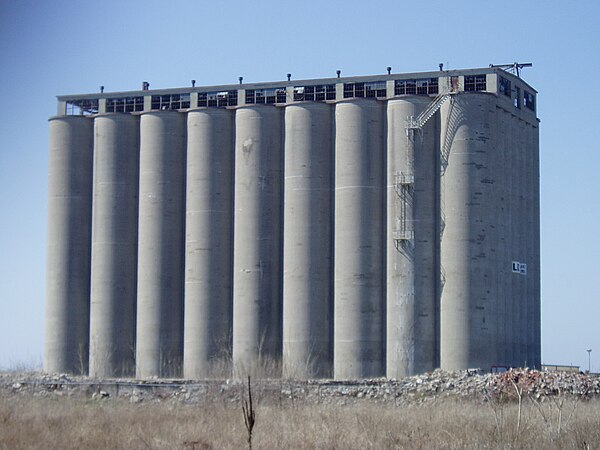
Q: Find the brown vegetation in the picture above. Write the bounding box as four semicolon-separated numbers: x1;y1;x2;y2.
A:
1;389;600;449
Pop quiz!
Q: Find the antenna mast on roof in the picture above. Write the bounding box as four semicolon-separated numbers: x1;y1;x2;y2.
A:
489;62;532;78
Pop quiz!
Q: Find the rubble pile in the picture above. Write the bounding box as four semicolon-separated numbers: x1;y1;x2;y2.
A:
2;369;599;406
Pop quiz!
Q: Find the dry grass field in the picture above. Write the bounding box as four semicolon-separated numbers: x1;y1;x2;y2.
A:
1;390;600;449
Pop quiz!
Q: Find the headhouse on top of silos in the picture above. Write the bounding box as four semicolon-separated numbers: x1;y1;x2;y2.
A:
46;66;540;380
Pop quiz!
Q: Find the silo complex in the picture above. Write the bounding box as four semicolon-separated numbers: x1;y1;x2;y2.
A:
46;67;541;379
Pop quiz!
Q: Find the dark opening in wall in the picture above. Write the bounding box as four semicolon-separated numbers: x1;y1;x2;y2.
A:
394;78;438;96
514;86;521;109
524;90;535;111
499;76;512;97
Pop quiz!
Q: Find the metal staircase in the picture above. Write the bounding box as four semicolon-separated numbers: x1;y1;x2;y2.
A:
406;91;452;133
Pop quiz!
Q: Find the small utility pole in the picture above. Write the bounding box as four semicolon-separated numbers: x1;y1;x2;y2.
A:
587;349;592;373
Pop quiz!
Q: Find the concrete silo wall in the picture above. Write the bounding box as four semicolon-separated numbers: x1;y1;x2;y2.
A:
89;114;139;377
232;106;283;375
183;109;234;378
282;103;333;378
333;100;385;379
136;111;186;378
45;116;94;374
386;98;438;378
440;93;497;371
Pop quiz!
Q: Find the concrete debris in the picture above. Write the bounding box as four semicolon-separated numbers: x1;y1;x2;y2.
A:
92;390;109;400
1;369;599;406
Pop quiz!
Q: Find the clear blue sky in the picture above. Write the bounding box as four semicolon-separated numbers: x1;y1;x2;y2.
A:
0;0;598;371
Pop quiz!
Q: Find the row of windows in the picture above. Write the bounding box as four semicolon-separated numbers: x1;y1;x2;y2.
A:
245;88;287;104
499;76;536;111
66;99;99;115
151;94;191;110
394;78;439;96
343;81;387;98
106;96;144;113
63;75;537;114
464;75;487;92
294;84;336;101
198;91;238;107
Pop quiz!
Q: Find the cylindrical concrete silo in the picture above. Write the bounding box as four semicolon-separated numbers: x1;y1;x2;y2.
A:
505;111;519;368
89;114;139;378
45;116;94;374
516;118;528;367
184;108;234;378
386;98;438;378
333;99;385;379
440;93;497;371
282;102;333;378
136;111;186;378
232;105;283;376
531;120;541;369
524;119;535;368
495;108;511;368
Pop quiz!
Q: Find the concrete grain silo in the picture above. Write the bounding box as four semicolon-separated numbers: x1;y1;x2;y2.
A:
282;102;333;378
333;99;385;379
46;66;541;379
183;108;234;378
232;105;283;375
439;93;498;370
45;116;93;375
136;111;186;378
89;114;139;377
386;97;438;378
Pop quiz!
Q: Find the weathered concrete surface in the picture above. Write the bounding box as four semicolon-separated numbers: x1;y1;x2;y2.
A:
333;100;385;380
46;116;94;375
136;111;186;378
89;114;139;378
283;103;333;379
184;109;234;378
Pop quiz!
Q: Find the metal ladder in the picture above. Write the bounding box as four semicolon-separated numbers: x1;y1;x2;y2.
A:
393;171;414;250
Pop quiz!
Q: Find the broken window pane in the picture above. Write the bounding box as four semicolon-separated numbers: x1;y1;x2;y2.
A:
66;99;99;115
151;94;190;110
294;84;335;101
245;88;286;104
395;78;439;96
344;81;385;99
